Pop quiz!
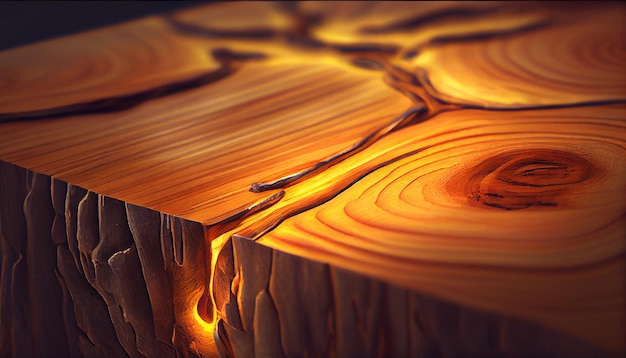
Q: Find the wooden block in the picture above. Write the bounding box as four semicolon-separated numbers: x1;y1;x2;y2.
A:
0;2;624;357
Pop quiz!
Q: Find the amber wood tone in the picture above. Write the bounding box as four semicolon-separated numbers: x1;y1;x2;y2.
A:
1;1;625;358
257;105;626;353
0;17;223;121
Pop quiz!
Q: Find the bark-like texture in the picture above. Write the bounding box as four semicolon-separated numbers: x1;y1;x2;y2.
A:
212;235;612;358
0;161;209;357
0;158;620;358
0;2;624;357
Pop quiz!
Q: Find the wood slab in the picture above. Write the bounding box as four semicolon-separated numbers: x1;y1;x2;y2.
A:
0;1;624;357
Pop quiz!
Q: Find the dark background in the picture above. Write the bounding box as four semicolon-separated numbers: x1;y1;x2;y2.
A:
0;1;212;52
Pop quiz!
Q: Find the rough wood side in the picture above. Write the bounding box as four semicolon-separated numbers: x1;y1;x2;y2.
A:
0;161;213;357
211;235;611;358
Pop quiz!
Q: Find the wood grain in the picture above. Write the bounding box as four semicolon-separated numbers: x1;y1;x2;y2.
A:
0;17;224;121
0;1;625;357
257;105;626;353
0;55;412;224
300;1;543;51
170;1;294;37
413;6;626;107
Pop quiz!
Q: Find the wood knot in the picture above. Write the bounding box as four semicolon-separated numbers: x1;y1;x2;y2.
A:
451;149;597;210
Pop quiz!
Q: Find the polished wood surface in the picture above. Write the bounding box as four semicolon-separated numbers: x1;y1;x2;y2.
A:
0;17;222;119
0;1;625;357
412;6;626;107
0;53;411;224
258;105;626;352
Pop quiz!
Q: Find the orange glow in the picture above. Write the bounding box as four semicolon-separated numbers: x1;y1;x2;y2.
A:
181;287;218;357
188;231;231;356
193;301;215;336
0;1;623;357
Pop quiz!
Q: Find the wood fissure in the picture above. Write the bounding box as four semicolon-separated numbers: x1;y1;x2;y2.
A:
0;1;625;357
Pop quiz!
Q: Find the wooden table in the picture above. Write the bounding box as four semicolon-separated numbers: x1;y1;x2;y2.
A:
1;2;624;357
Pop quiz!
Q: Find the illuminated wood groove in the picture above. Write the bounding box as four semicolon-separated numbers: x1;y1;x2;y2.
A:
0;1;625;358
227;105;625;239
206;104;626;354
253;105;626;354
1;56;413;225
250;7;626;196
249;106;426;193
